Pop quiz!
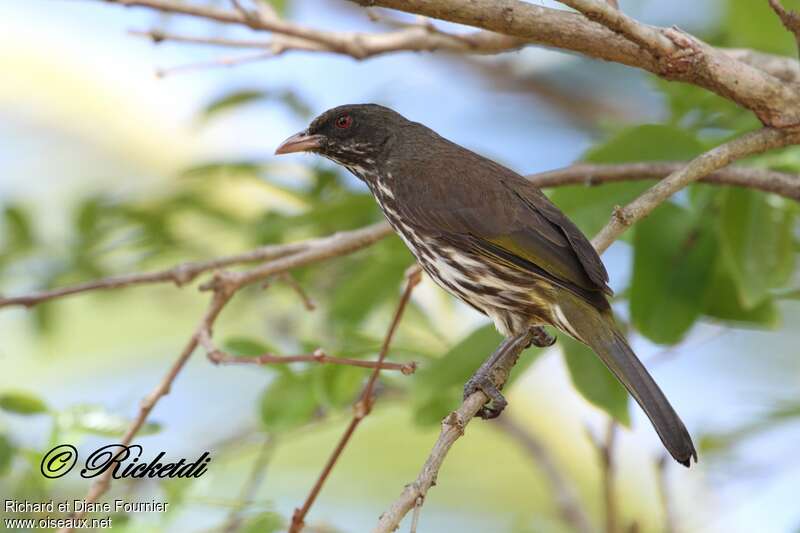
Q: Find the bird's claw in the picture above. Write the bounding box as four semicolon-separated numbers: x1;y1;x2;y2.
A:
530;326;556;348
463;373;507;419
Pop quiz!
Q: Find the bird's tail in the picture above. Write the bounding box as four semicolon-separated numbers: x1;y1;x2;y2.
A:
557;294;697;467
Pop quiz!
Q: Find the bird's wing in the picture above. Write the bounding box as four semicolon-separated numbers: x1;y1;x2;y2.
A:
389;141;611;306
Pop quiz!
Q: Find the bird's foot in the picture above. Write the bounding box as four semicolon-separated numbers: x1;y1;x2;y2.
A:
530;326;556;348
463;373;507;420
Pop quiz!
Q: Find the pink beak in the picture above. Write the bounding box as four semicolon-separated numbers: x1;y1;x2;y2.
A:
274;131;324;155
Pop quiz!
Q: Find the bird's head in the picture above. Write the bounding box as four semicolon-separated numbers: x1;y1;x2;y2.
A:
275;104;407;170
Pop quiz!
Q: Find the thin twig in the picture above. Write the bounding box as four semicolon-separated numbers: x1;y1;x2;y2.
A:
598;421;618;533
155;51;277;77
289;268;421;533
0;222;391;309
373;331;533;533
57;222;393;533
591;128;799;253
493;416;593;533
204;341;417;375
768;0;800;58
655;455;677;533
409;496;423;533
221;436;276;533
526;162;800;201
277;272;316;311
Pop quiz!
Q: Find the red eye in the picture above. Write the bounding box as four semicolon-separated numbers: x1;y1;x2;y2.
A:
335;114;352;129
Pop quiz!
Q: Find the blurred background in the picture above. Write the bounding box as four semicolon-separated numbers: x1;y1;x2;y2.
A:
1;0;800;532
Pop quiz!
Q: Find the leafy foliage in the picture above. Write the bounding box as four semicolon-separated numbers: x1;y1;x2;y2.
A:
560;334;630;425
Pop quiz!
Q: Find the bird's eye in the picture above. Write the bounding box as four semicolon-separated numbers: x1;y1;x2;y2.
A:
335;114;353;129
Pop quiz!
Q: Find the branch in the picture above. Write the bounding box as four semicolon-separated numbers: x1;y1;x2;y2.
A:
57;222;393;532
221;435;276;533
493;416;593;533
655;455;677;533
591;128;799;253
203;341;417;375
769;0;800;58
289;268;421;533
354;0;800;127
373;330;533;532
588;420;618;533
526;161;800;201
117;0;524;59
0;222;391;309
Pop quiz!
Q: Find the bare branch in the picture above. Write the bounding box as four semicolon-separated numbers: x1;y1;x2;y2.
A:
526;161;800;201
289;268;421;533
373;329;531;533
655;455;677;533
725;48;800;83
768;0;800;58
156;51;276;77
204;342;417;375
57;222;393;532
275;272;316;311
354;0;800;127
221;435;276;533
0;222;391;309
587;421;619;533
591;128;799;253
557;0;674;54
494;416;593;533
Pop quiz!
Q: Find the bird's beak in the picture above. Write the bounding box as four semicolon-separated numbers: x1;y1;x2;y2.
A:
274;131;324;155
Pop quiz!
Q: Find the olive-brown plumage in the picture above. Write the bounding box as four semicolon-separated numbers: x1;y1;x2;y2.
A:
276;104;697;467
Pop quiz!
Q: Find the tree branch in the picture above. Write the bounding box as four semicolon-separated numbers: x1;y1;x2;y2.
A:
203;341;417;375
353;0;800;127
289;268;421;533
588;420;618;533
526;161;800;200
591;128;799;253
373;330;533;533
768;0;800;58
56;222;393;532
0;222;391;309
493;415;593;533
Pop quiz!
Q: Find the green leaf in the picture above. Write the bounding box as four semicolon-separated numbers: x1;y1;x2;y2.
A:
412;324;543;426
630;203;718;344
561;335;630;426
3;205;35;252
0;391;48;415
181;160;262;180
329;237;413;327
719;189;796;308
0;434;15;476
223;337;275;357
585;124;704;163
56;405;161;436
724;0;799;56
549;125;703;237
549;181;651;238
201;88;309;121
241;511;284;533
703;263;779;327
311;365;364;409
259;372;319;432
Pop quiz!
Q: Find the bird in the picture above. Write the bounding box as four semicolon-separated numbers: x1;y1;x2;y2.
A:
275;103;697;467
